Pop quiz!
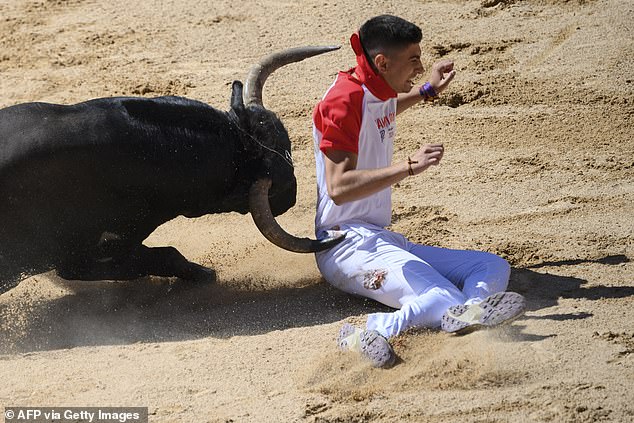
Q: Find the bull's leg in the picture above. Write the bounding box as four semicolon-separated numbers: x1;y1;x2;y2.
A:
57;245;215;283
134;245;216;283
57;251;143;281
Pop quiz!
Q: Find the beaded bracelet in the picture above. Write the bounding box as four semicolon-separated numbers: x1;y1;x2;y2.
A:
419;82;438;101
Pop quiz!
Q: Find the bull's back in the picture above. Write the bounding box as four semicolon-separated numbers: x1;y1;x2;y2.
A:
0;96;226;167
1;100;113;169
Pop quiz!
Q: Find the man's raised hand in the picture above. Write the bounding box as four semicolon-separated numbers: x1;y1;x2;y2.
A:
429;60;456;94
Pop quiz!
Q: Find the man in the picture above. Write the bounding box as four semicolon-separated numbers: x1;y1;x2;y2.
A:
312;15;526;368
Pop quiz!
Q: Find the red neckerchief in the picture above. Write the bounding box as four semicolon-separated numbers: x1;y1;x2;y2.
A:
349;32;397;101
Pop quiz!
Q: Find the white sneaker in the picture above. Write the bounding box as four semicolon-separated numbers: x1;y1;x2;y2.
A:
337;323;396;368
441;292;526;335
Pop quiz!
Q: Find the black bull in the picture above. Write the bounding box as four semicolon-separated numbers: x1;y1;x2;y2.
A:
0;46;344;293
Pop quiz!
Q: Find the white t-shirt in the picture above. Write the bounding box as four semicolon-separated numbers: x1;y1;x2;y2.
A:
312;63;398;234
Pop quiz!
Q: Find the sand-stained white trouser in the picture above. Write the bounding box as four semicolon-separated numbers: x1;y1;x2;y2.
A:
315;222;511;338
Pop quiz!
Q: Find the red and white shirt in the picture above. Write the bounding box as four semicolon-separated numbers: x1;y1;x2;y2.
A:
313;33;398;233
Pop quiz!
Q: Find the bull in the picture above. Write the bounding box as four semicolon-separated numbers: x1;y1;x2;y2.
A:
0;46;344;293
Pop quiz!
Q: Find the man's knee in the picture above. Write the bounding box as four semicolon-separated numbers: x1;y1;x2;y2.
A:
485;252;511;291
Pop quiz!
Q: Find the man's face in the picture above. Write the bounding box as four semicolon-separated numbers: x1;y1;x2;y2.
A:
375;43;424;93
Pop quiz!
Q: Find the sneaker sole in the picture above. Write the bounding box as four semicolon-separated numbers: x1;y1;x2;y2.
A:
338;324;396;368
442;292;526;335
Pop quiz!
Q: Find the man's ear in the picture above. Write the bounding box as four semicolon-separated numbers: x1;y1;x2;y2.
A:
374;53;389;73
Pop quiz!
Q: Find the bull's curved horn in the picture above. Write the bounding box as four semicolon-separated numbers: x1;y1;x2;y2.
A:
244;45;340;107
249;178;345;253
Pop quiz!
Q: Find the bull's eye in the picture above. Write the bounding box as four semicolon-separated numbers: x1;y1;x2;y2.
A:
284;150;293;165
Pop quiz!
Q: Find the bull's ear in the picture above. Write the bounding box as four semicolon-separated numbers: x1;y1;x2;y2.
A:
230;81;245;112
230;80;251;131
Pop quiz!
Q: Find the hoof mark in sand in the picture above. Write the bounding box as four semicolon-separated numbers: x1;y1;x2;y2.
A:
593;331;634;363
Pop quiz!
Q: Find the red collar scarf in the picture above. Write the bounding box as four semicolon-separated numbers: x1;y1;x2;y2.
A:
349;32;397;101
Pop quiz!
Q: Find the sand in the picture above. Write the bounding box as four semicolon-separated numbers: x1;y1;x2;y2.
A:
1;0;633;421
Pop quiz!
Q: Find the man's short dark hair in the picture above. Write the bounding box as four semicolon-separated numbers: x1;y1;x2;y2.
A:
359;15;422;59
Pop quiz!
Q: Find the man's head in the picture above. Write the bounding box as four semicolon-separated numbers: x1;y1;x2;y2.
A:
359;15;424;93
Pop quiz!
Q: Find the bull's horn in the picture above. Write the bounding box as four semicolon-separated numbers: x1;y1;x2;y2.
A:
244;45;340;107
249;178;345;253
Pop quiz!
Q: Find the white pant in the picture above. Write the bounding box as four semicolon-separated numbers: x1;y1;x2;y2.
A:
316;222;511;338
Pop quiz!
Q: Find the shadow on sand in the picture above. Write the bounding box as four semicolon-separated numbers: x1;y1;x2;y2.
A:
510;254;632;311
0;255;630;353
0;272;392;353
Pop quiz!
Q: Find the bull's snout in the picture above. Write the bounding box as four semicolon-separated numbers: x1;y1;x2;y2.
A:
268;178;296;217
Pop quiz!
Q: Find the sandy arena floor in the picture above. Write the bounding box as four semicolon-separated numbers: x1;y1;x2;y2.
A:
1;0;633;422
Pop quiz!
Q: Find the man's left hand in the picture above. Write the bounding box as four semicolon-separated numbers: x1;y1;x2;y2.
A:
429;59;456;94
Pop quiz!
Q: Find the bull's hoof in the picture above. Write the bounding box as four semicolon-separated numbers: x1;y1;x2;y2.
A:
182;264;216;284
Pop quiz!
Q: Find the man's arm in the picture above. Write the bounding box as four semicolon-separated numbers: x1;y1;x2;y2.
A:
397;59;456;115
324;144;445;205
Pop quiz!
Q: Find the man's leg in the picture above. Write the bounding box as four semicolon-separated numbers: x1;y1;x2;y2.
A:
404;242;525;334
405;243;511;304
317;226;467;338
365;285;465;337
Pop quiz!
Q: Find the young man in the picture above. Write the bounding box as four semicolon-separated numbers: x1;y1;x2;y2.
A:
312;15;526;368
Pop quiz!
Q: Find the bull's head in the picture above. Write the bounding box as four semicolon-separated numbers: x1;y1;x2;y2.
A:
229;46;345;253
